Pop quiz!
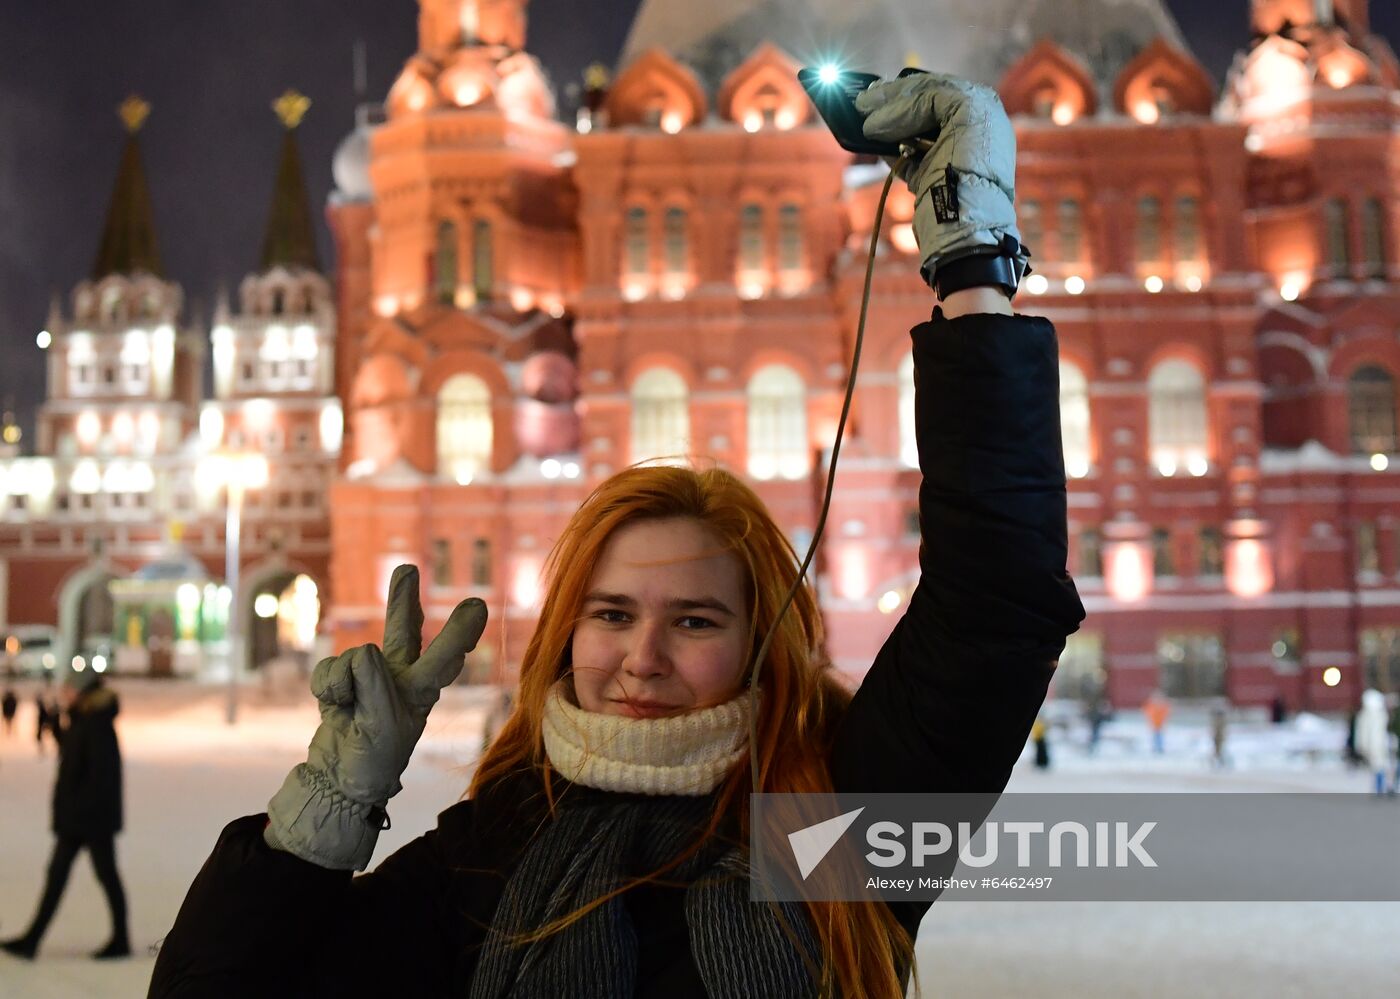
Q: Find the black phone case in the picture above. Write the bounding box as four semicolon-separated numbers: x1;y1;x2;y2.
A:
797;67;934;157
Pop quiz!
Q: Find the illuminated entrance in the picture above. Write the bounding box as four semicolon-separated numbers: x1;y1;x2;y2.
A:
248;572;320;671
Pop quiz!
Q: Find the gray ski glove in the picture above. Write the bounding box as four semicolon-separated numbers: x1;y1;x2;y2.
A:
264;565;488;870
856;73;1024;285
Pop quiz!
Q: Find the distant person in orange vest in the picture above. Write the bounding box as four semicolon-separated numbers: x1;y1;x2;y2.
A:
1031;715;1051;769
1143;691;1171;755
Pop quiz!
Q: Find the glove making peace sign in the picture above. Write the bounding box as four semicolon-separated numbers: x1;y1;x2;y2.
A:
265;566;488;870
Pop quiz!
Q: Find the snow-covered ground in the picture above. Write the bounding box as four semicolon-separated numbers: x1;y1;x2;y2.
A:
0;679;1395;998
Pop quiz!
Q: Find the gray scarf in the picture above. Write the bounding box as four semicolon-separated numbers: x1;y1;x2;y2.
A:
468;794;821;998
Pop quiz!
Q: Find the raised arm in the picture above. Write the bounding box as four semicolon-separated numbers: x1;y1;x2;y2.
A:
830;74;1086;797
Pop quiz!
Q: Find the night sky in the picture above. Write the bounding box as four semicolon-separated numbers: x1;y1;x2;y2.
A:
1;1;1397;441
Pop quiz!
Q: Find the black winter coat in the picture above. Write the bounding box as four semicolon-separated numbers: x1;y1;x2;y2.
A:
53;684;124;838
149;310;1086;998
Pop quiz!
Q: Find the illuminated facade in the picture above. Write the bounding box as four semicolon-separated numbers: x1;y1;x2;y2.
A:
0;95;336;677
5;2;1396;709
326;0;1400;709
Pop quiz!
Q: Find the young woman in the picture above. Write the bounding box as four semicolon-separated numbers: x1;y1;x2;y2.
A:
149;73;1085;999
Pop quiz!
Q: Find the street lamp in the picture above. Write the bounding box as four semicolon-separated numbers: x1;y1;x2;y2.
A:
198;450;269;724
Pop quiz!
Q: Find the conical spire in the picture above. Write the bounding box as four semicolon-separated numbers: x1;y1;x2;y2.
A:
259;90;321;273
92;95;161;279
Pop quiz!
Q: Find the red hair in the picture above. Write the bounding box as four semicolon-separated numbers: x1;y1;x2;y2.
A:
471;464;914;997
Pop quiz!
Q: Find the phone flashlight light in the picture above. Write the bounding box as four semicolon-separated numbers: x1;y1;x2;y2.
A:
818;64;841;85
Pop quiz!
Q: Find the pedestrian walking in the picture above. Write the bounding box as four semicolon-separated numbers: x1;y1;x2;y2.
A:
1;664;130;960
149;71;1087;998
1270;693;1287;725
1210;705;1229;769
1354;688;1393;797
1144;690;1171;755
34;692;51;755
1345;707;1363;767
1087;694;1111;754
1032;716;1051;769
1388;694;1400;796
1;686;17;736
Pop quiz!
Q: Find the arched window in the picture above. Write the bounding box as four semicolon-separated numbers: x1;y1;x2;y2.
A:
1174;196;1200;262
1361;198;1387;280
898;353;918;469
625;207;649;277
431;538;453;587
746;364;807;480
472;220;493;300
435;221;459;304
738;203;764;272
777;203;802;271
471;538;492;587
1348;364;1397;454
630;367;689;463
1148;83;1176;118
663;207;688;275
1136;196;1162;264
1059;361;1091;478
1019;199;1043;258
437;373;493;483
1324;198;1351;275
1148;359;1209;475
1058;199;1083;264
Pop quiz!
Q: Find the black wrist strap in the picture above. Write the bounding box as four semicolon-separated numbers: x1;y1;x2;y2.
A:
366;805;391;831
925;235;1032;301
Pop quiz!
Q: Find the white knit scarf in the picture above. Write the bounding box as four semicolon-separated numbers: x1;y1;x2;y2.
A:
541;679;752;796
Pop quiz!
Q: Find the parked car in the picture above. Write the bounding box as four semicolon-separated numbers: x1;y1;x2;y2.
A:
2;624;59;676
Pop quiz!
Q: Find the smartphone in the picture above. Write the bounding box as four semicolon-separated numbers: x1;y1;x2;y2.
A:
797;66;934;157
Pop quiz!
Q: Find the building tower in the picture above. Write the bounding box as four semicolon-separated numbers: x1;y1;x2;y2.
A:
327;0;582;670
16;97;205;663
1225;0;1400;705
205;91;340;672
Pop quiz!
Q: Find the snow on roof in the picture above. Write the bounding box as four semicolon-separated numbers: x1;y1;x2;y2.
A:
620;0;1189;93
1258;440;1350;473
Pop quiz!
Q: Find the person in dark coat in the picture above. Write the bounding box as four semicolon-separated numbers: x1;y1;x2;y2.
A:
1389;697;1400;795
1;664;130;960
34;690;51;755
149;72;1085;998
1;685;17;736
1210;705;1230;769
1087;693;1112;753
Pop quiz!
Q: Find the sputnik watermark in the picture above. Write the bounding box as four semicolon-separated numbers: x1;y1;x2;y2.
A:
864;818;1156;871
751;793;1400;902
788;810;1155;888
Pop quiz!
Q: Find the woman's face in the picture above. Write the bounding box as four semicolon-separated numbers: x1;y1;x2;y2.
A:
570;517;750;719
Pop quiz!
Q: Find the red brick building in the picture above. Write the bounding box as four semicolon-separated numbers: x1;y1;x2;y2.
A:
5;1;1397;712
324;0;1400;710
